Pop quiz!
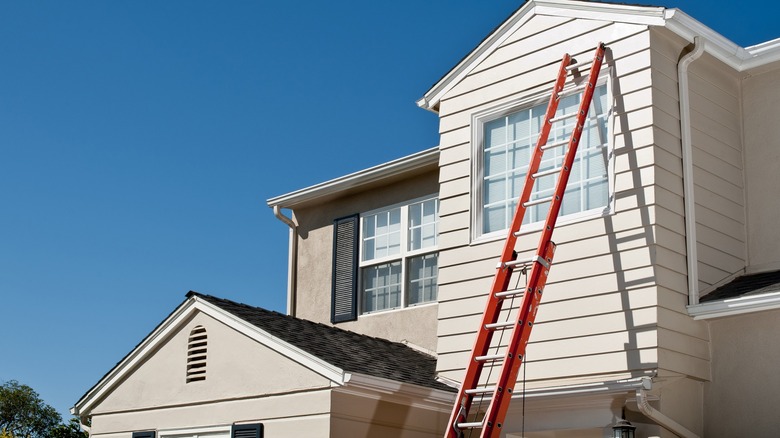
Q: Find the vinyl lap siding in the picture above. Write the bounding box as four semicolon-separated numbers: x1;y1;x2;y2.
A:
435;15;662;387
649;28;746;293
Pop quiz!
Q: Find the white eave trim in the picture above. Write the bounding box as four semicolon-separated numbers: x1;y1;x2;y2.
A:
266;147;439;209
339;372;455;407
418;1;780;112
73;295;346;416
688;291;780;320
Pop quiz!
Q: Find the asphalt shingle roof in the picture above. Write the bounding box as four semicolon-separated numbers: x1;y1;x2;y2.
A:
189;292;453;392
700;270;780;302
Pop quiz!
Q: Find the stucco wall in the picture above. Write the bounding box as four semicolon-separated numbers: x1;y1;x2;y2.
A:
90;389;332;438
92;311;331;417
704;309;780;437
292;167;440;351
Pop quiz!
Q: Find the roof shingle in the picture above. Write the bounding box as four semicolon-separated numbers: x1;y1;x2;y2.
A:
189;291;453;392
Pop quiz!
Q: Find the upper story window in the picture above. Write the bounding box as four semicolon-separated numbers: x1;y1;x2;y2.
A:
360;197;438;313
331;196;439;323
474;79;612;238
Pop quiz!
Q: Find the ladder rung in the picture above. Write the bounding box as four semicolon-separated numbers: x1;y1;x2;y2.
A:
499;257;534;269
558;82;589;98
565;59;592;71
541;137;569;151
465;386;496;395
549;111;579;124
523;196;553;207
532;167;562;179
485;321;516;330
456;421;484;429
495;288;525;299
475;353;504;362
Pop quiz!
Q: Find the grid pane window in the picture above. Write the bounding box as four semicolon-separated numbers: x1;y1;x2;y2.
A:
361;261;402;313
362;208;401;261
409;199;438;251
481;83;609;234
360;197;438;314
408;253;438;305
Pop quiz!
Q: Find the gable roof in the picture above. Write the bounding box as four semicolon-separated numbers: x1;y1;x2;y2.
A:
688;270;780;320
417;0;780;112
73;291;451;416
189;292;452;392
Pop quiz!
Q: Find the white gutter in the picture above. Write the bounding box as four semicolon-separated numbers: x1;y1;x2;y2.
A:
636;378;700;438
273;205;298;317
678;36;706;305
688;290;780;320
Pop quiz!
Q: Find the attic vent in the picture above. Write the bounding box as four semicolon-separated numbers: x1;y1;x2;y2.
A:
186;325;207;383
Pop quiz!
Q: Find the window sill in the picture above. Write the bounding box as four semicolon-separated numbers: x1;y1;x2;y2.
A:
471;207;613;246
359;301;438;318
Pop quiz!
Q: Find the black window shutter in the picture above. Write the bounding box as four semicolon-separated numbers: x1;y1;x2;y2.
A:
132;432;155;438
331;214;359;323
232;423;263;438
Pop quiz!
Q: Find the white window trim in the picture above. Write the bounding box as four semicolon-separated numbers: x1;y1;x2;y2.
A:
158;425;230;438
470;69;616;244
359;194;439;314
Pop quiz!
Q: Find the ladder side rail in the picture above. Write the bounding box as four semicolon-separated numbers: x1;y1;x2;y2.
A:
443;53;572;438
479;241;555;437
479;43;607;438
531;43;607;252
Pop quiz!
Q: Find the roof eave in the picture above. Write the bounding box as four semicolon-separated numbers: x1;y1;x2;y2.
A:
418;1;780;111
72;295;347;417
417;0;667;112
266;146;439;209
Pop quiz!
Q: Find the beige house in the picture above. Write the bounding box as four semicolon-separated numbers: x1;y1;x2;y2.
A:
73;1;780;437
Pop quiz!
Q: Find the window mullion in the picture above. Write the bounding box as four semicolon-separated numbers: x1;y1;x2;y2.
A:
400;204;409;308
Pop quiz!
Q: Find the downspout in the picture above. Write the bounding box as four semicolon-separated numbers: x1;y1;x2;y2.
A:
636;378;700;438
79;417;91;436
678;36;705;305
273;205;298;317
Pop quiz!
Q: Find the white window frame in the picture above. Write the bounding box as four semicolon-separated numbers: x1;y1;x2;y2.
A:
471;70;615;242
158;426;230;438
359;195;439;315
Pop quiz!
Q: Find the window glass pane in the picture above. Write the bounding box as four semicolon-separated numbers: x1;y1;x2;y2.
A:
408;253;438;305
409;199;438;251
362;208;401;261
362;262;402;313
482;83;609;234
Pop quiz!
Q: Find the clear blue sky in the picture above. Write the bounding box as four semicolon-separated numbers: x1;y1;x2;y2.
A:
0;0;774;422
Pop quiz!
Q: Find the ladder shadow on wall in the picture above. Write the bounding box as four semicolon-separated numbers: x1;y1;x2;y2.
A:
603;47;657;376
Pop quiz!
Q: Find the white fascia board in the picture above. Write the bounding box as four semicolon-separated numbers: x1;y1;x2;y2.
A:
339;372;455;408
534;0;665;25
416;2;536;112
266;147;439;209
417;0;666;112
688;291;780;320
663;9;747;69
664;9;780;72
511;376;649;400
74;296;345;416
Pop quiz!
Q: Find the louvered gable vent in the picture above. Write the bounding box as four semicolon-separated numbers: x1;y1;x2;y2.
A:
331;214;359;323
186;325;207;383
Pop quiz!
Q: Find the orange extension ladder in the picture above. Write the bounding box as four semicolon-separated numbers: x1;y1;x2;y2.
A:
445;43;607;438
